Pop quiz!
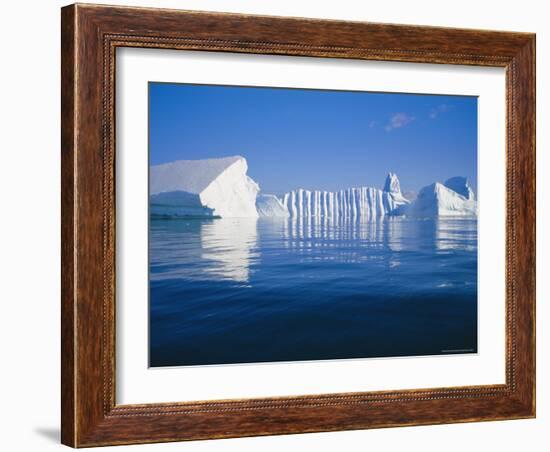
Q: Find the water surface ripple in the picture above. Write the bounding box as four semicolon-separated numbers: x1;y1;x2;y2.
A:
149;217;477;367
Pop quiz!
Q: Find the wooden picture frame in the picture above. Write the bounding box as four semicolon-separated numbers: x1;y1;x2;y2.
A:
61;3;535;447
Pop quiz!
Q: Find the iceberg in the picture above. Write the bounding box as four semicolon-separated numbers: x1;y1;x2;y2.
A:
149;155;476;220
278;173;410;219
384;172;401;194
150;156;260;218
443;176;475;201
256;194;289;217
407;179;477;217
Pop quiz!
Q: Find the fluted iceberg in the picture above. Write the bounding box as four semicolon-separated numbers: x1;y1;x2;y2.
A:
277;173;410;219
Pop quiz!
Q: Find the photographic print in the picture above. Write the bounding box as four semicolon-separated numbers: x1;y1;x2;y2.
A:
148;82;478;367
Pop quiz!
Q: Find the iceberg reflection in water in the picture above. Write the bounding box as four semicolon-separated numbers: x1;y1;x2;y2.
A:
149;216;477;367
150;217;258;283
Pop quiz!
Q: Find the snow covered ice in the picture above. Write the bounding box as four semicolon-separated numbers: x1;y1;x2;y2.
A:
443;176;475;201
407;179;477;217
150;156;476;219
277;173;410;219
384;172;401;195
150;156;260;218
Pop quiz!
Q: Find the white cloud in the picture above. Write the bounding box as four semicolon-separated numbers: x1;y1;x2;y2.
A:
429;103;453;119
385;113;415;132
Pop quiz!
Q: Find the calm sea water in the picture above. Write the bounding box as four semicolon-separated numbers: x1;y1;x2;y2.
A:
149;217;477;367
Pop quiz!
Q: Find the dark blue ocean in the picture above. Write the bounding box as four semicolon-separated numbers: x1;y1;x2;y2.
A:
149;217;477;367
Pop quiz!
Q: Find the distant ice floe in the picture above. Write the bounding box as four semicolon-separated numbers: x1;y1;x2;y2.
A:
150;155;477;219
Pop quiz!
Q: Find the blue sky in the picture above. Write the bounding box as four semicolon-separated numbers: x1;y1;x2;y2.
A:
149;82;477;195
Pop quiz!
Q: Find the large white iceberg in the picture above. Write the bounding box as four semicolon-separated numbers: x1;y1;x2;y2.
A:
407;177;477;217
150;156;259;218
275;173;410;219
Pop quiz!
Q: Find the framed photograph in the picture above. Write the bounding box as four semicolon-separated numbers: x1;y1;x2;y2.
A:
61;3;535;447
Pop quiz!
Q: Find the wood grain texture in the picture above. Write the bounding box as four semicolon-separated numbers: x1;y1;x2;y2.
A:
60;5;76;447
60;3;536;447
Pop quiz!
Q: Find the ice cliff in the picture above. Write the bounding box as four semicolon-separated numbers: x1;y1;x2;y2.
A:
272;173;410;219
407;177;477;217
150;156;260;218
